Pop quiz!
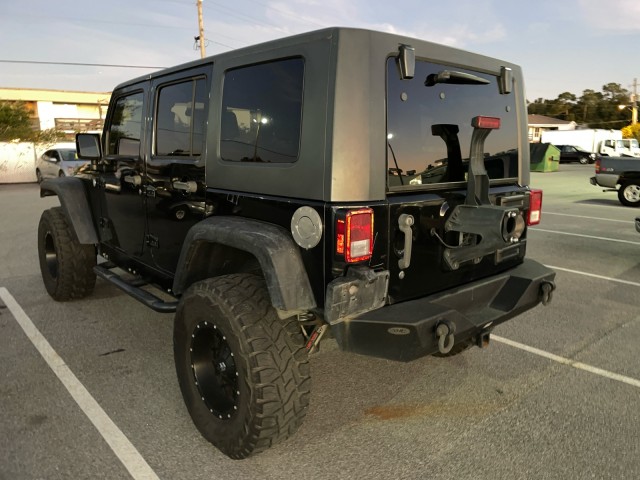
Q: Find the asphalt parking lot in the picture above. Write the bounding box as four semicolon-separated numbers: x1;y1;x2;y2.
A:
1;163;639;480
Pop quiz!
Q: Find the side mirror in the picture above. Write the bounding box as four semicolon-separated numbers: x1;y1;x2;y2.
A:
76;133;102;161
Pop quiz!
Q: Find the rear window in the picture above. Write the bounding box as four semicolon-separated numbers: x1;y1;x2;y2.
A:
220;58;304;163
386;58;518;190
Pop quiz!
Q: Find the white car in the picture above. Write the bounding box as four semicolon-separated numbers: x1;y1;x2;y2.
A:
35;147;88;182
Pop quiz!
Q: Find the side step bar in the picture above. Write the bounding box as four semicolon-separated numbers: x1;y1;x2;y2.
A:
94;265;178;313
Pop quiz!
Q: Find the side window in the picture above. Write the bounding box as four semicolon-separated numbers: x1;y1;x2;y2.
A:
155;77;207;157
50;151;60;161
107;92;144;156
221;57;304;163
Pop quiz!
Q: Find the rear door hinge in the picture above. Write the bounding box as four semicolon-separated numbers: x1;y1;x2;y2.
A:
145;234;159;248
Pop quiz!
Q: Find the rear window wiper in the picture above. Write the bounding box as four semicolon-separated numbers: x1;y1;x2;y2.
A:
425;70;490;86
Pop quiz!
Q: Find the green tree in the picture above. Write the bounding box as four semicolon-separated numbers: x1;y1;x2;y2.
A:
0;101;33;141
0;101;66;142
528;83;631;128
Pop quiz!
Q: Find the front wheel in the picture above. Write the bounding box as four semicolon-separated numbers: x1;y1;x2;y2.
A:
579;156;589;165
618;182;640;207
37;207;96;300
173;274;310;459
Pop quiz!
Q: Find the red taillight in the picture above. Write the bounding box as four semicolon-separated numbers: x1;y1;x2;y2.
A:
336;219;345;255
336;208;374;263
472;116;501;129
527;189;543;226
595;158;601;173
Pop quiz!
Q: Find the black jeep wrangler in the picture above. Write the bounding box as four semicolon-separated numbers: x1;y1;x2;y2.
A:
37;27;556;459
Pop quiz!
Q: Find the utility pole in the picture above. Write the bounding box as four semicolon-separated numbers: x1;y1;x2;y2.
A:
196;0;206;59
632;78;638;125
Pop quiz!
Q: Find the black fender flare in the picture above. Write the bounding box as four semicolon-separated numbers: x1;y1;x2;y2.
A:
40;177;99;245
173;216;316;313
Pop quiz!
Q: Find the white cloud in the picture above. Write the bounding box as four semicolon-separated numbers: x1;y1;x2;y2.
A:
578;0;640;31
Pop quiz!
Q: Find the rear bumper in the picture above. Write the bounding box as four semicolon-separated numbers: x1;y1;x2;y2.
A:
590;174;618;189
332;259;556;361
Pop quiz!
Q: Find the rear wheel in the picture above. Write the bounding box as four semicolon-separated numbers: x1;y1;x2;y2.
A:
173;274;310;459
37;207;96;300
618;182;640;207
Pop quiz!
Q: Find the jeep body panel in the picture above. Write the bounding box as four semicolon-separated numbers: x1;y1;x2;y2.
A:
68;26;551;352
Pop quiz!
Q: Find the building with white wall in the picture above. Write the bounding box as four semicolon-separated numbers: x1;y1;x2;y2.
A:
0;88;111;137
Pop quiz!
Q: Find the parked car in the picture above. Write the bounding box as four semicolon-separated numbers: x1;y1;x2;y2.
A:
35;146;87;182
590;156;640;206
556;144;596;164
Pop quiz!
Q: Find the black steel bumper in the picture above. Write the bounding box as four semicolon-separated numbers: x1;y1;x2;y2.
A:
332;259;556;361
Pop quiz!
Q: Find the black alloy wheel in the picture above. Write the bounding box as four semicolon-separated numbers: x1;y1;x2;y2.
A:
190;321;239;419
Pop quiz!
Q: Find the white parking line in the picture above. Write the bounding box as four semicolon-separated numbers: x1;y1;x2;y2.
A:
0;288;160;480
546;265;640;288
492;335;640;389
531;228;640;246
544;212;630;223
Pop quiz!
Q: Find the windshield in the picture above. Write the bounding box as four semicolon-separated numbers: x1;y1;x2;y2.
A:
59;149;78;162
386;58;518;190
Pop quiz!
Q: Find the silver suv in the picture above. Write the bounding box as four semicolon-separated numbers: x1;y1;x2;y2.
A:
35;144;87;182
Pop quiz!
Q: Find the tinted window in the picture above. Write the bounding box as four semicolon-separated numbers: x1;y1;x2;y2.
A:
155;77;207;157
59;149;77;161
221;58;304;163
386;59;518;189
107;92;144;156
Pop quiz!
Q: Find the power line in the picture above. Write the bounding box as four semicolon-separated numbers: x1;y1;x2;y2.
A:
204;2;290;33
0;60;165;69
246;0;326;28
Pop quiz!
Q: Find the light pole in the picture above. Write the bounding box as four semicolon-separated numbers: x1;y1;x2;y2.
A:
619;78;638;125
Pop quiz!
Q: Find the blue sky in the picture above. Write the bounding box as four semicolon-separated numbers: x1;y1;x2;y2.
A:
0;0;639;101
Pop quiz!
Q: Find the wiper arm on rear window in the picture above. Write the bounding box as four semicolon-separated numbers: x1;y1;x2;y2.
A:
425;70;490;86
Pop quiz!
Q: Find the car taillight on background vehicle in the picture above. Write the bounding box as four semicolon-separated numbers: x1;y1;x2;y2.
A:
595;158;601;173
527;189;543;226
336;208;374;263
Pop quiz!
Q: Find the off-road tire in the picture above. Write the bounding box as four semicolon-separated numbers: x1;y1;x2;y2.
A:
618;182;640;207
37;207;96;300
173;274;311;459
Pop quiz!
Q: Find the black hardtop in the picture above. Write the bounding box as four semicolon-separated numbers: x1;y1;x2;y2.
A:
106;27;528;203
112;26;521;93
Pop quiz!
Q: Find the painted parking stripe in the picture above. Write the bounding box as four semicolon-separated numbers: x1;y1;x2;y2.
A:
492;335;640;389
544;212;631;223
0;288;160;480
530;228;640;246
546;265;640;288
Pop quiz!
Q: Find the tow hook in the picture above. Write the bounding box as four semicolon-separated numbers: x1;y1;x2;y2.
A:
540;281;555;306
435;320;456;354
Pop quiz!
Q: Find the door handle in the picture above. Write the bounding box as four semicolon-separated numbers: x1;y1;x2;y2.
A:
398;214;414;270
123;174;141;186
172;181;198;193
